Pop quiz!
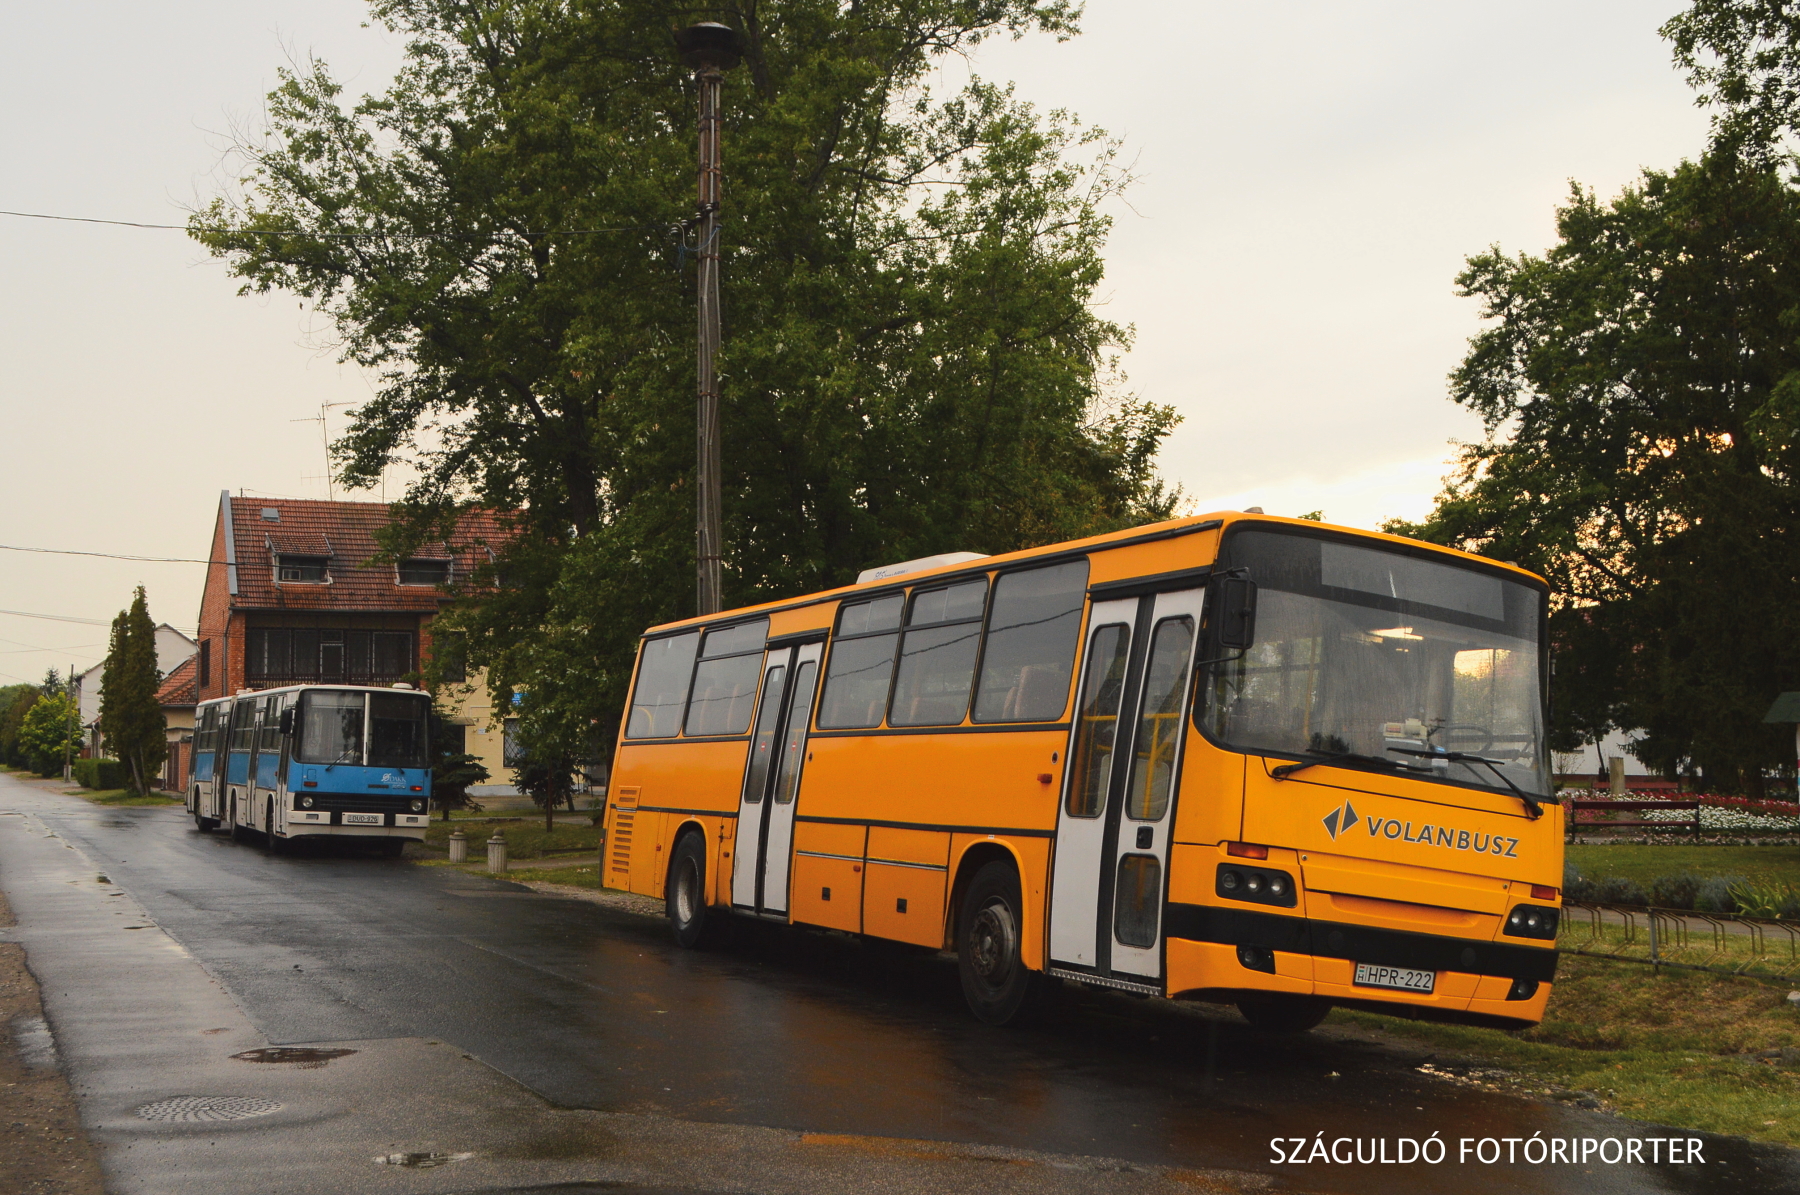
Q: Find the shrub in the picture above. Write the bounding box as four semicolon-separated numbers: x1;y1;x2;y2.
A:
71;758;127;790
1562;864;1598;902
1695;875;1746;913
1594;875;1649;906
1649;873;1702;909
1729;879;1800;920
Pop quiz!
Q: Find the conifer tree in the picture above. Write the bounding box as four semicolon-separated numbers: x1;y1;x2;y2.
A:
100;587;168;796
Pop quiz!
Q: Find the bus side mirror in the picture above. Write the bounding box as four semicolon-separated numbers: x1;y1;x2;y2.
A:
279;708;295;737
1216;577;1258;651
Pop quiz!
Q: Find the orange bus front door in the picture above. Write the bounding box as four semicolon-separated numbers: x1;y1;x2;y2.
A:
730;642;823;916
1049;588;1204;982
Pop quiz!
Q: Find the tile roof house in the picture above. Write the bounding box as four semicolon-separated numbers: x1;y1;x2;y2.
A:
156;655;198;792
194;492;510;703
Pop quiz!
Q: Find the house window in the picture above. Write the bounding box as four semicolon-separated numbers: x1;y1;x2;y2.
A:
503;717;524;766
246;628;415;683
397;559;451;586
278;556;329;583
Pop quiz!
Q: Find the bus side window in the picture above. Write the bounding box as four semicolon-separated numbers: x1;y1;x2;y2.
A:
972;560;1089;723
818;595;904;729
889;580;988;726
684;620;769;737
626;632;701;739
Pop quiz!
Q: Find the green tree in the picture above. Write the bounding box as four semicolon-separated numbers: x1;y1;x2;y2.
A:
1398;151;1800;794
1666;1;1800;151
427;708;490;820
192;0;1177;774
100;587;168;796
0;684;39;768
18;693;80;778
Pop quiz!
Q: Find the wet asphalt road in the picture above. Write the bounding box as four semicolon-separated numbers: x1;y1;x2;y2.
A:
22;796;1800;1195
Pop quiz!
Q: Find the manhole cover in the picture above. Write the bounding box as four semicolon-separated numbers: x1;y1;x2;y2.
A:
231;1047;356;1068
135;1096;283;1123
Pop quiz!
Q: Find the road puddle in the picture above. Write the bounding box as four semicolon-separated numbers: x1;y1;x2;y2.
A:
230;1047;357;1069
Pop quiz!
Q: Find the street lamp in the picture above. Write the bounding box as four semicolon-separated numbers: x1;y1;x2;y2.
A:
676;22;743;617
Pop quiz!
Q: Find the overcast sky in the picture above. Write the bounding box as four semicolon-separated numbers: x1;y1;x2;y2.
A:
0;2;1710;682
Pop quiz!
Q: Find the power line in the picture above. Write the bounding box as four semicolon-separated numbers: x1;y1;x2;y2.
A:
0;208;654;241
0;543;213;565
0;608;113;627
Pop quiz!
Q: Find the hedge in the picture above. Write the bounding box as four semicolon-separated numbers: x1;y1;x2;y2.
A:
72;757;127;790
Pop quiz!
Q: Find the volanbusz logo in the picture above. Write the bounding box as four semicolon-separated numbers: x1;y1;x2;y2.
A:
1322;801;1358;839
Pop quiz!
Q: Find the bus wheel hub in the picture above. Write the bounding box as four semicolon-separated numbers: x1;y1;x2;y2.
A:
970;900;1015;983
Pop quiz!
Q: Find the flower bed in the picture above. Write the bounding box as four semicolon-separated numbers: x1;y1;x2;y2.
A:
1561;790;1800;833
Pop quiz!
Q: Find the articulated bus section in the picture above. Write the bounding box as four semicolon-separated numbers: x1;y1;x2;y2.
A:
606;512;1563;1029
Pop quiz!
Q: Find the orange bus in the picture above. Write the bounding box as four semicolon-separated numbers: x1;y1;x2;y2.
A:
604;513;1562;1031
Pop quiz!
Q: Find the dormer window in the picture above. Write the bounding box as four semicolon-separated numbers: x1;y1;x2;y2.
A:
397;559;451;586
278;556;329;583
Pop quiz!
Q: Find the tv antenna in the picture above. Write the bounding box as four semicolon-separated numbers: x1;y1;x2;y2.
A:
292;402;354;500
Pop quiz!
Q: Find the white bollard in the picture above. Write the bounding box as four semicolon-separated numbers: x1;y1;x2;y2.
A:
448;830;467;863
486;833;507;874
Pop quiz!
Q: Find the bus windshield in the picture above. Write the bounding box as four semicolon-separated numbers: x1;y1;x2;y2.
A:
368;693;428;768
1202;529;1549;798
297;691;365;765
296;690;429;768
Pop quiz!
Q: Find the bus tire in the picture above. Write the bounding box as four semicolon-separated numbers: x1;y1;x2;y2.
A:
958;860;1032;1026
667;832;711;948
229;799;250;843
1236;994;1332;1033
193;811;216;833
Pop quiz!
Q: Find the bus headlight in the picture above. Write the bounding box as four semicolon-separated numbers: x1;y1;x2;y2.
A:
410;799;424;813
300;796;314;809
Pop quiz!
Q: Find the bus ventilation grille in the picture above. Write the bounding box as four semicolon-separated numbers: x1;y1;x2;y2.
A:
609;811;634;876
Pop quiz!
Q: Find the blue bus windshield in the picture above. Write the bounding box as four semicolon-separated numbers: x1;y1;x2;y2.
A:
296;689;429;769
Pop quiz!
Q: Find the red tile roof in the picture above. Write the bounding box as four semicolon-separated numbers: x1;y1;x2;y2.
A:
156;656;197;707
224;497;511;612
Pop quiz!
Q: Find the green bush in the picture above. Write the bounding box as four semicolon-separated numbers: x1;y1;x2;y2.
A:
1695;876;1746;913
1650;873;1702;909
1729;879;1800;920
1595;876;1650;906
71;758;127;790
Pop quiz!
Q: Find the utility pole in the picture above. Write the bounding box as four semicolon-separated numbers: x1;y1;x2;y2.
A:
64;662;75;783
675;22;742;616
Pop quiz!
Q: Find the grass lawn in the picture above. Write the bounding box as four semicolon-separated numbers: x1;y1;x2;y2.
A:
506;863;604;888
419;817;599;861
1567;843;1800;885
62;788;183;807
1331;954;1800;1146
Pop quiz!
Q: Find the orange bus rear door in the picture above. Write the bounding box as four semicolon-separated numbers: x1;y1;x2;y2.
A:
731;641;823;916
1048;587;1204;982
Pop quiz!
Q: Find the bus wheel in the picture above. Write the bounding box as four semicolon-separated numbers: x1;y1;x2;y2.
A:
958;860;1032;1026
667;833;711;948
266;801;288;854
193;811;215;833
1236;994;1332;1033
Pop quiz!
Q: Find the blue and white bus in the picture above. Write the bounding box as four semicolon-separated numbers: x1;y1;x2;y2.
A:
189;683;432;855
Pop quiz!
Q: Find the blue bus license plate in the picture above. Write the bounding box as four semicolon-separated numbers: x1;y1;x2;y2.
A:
342;813;383;825
1353;963;1435;993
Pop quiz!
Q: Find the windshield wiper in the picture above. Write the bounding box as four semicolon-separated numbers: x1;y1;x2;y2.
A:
1388;747;1544;820
1271;751;1433;780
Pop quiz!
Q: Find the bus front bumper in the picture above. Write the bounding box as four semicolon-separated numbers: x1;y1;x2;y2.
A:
1163;904;1556;1027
